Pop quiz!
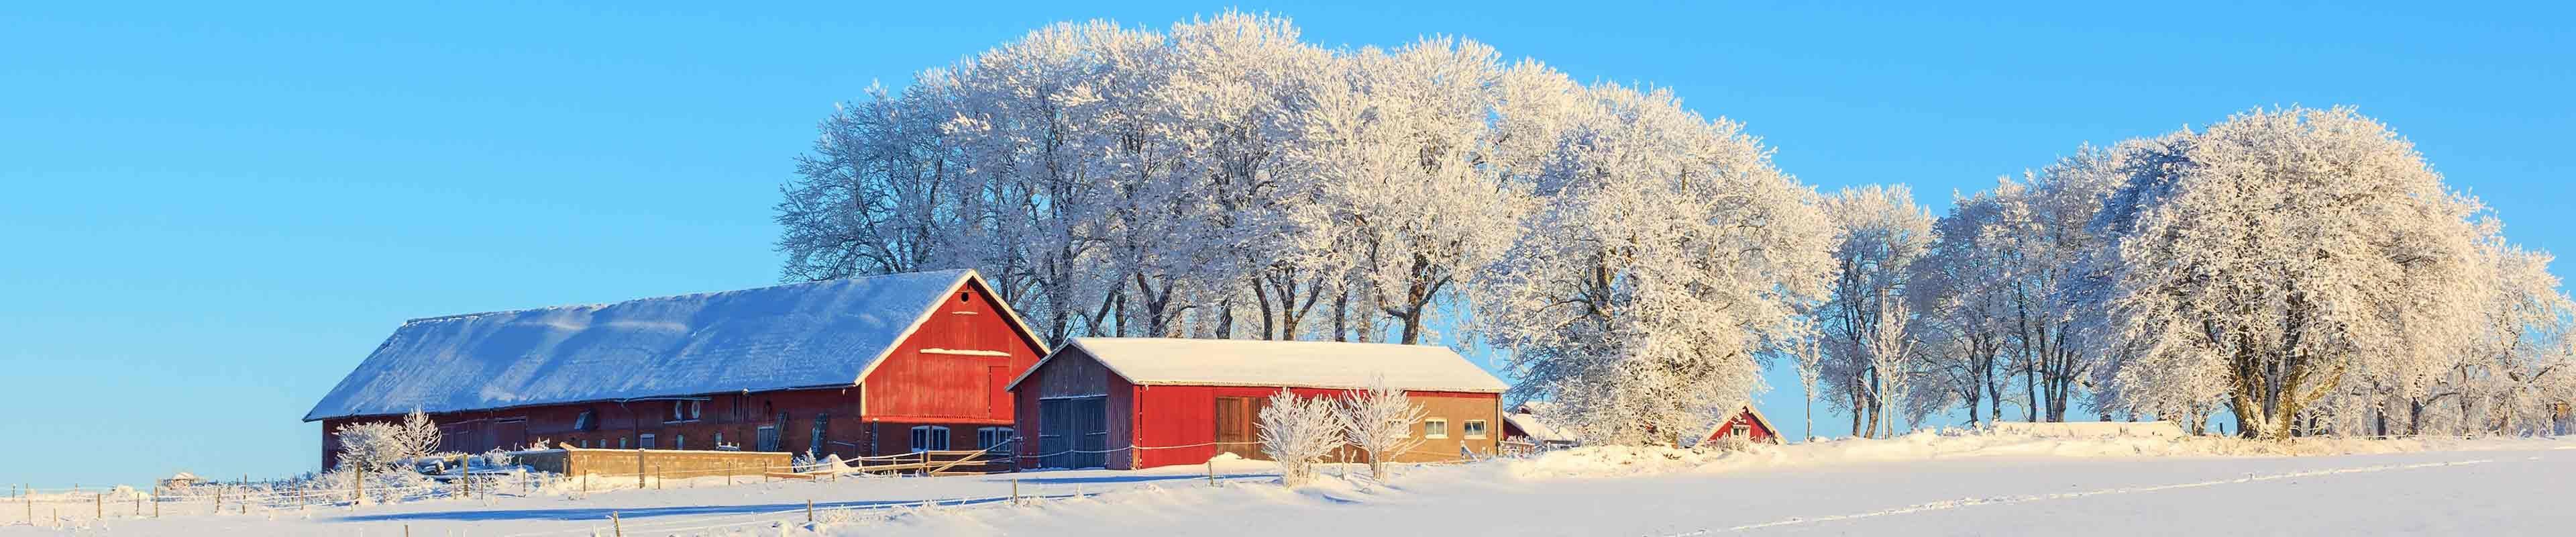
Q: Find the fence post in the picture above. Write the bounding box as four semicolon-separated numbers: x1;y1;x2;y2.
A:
1012;479;1020;505
806;499;814;524
610;510;622;536
1208;460;1216;487
94;493;100;520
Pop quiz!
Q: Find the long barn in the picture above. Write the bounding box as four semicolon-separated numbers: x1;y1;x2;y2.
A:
1006;338;1509;470
303;269;1046;469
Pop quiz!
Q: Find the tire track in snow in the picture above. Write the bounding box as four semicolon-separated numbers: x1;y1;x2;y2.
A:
1656;458;2501;536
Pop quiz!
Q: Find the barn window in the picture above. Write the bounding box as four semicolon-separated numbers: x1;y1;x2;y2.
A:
691;401;702;420
958;291;973;303
674;434;686;450
713;432;725;449
1462;420;1489;439
976;427;1015;454
910;426;951;452
619;437;629;449
1731;424;1752;438
1423;418;1449;439
574;410;596;431
639;434;656;450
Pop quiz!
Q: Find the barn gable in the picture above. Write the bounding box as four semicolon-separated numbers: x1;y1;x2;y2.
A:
305;269;1036;422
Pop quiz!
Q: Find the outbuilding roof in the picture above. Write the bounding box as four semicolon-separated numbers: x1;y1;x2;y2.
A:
1010;338;1509;393
305;269;1028;422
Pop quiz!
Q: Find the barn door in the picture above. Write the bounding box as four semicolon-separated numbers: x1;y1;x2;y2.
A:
1038;399;1071;468
1038;397;1108;469
1215;397;1265;460
1072;397;1108;468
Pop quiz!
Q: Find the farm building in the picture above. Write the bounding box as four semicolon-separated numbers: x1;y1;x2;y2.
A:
1701;405;1782;444
303;269;1046;470
1499;402;1576;448
1006;338;1510;471
1499;402;1782;448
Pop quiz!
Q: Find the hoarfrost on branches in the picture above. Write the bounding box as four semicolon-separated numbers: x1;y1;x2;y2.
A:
1257;389;1346;486
1337;376;1428;481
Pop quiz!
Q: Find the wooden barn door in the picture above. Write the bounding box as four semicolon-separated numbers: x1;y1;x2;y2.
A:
1038;397;1109;469
491;419;529;451
1214;396;1266;460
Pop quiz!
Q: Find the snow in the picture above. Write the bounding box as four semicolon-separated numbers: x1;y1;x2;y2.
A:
11;432;2573;536
1501;412;1570;444
305;270;979;421
1034;338;1508;393
1988;420;2185;438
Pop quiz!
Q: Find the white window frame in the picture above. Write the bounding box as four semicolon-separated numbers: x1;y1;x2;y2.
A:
1462;420;1489;439
1423;418;1449;439
977;427;1015;453
1731;424;1752;438
910;426;951;452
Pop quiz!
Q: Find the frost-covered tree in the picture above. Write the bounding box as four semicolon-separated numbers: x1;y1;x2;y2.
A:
1256;389;1345;486
1909;189;2014;426
394;408;443;462
1291;38;1533;344
2096;107;2491;440
775;13;1554;347
333;422;405;472
1815;185;1933;438
1864;297;1922;436
1336;377;1427;481
1483;83;1837;446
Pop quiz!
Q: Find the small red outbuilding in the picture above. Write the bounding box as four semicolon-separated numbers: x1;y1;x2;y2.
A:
1701;405;1783;444
1006;338;1511;470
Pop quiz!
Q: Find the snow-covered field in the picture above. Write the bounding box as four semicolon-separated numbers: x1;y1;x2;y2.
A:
9;434;2572;536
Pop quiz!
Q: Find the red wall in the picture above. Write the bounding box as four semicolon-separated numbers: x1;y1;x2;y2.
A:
862;277;1045;426
1704;408;1778;444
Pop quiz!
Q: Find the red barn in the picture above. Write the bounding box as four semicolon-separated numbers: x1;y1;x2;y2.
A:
303;269;1046;469
1701;405;1783;444
1006;338;1510;470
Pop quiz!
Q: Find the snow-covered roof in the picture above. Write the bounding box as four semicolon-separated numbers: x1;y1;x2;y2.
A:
306;270;1009;421
1012;338;1509;393
1502;412;1573;443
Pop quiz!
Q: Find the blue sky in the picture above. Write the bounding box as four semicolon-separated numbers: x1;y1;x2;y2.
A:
3;1;2569;487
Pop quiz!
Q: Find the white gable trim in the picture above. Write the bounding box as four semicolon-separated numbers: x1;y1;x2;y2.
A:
849;270;1052;387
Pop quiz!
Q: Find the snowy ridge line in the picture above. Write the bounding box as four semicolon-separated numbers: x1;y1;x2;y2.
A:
1648;458;2502;536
